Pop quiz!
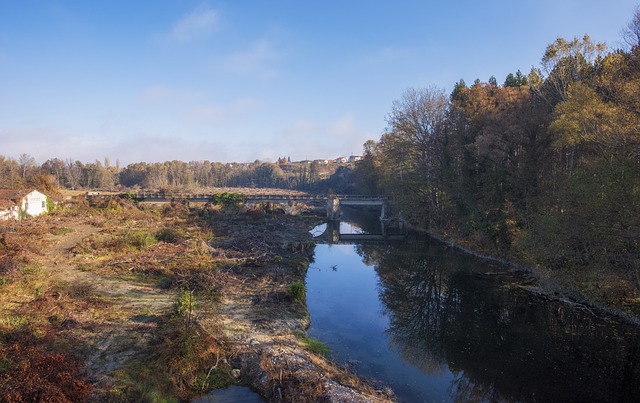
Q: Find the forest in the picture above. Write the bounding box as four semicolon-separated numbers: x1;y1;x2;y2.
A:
351;10;640;310
2;10;640;312
0;156;354;194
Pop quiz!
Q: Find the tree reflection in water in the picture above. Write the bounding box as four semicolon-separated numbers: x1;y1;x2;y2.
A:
358;236;640;402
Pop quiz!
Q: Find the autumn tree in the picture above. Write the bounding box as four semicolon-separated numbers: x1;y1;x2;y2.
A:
538;35;607;105
446;80;551;248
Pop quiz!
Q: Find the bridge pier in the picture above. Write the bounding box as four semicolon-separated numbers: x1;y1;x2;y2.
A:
327;197;340;220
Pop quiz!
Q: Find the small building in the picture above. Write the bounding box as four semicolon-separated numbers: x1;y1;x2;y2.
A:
333;157;348;163
0;189;49;220
348;155;363;163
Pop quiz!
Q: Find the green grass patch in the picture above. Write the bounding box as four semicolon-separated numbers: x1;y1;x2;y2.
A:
119;230;157;250
293;330;330;356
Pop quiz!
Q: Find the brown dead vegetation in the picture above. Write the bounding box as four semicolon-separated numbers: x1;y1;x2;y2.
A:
0;196;393;402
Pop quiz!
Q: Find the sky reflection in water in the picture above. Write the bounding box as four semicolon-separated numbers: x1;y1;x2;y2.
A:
306;217;640;402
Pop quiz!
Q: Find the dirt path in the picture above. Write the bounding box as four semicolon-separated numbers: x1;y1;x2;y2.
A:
36;221;175;393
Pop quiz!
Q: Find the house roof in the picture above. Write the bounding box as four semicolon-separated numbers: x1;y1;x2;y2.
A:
0;189;41;209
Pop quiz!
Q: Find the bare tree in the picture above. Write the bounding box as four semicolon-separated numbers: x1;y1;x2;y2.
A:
378;86;450;226
622;6;640;50
18;153;36;178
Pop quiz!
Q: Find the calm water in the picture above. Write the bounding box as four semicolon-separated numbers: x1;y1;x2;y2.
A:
306;214;640;402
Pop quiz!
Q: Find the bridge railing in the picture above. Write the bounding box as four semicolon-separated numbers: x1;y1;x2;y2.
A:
87;192;389;202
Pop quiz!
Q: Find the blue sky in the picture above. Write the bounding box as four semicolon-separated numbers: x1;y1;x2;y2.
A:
0;1;637;165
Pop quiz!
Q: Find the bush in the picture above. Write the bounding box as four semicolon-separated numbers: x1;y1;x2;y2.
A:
209;192;245;207
287;280;306;302
156;227;183;244
119;230;156;250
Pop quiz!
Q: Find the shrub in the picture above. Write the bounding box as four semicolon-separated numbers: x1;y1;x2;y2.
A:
287;280;306;302
119;230;156;250
209;192;245;207
156;227;183;244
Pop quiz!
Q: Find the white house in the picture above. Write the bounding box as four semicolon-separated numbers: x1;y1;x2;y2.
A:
0;189;49;220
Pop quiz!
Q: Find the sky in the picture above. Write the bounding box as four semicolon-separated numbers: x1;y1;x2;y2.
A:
0;1;637;166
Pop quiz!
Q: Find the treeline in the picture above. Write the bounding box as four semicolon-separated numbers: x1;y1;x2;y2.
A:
0;156;347;192
353;11;640;306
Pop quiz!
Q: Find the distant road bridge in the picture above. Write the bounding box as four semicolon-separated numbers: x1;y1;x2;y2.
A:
101;192;391;220
246;194;389;220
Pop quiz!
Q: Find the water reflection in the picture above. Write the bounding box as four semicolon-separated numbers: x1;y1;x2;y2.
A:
308;218;640;402
369;238;640;401
312;206;404;244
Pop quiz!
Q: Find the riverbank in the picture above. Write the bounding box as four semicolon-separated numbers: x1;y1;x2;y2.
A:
419;225;640;327
0;197;393;401
202;206;394;402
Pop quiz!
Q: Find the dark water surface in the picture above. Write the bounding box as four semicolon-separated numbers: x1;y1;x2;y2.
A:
306;215;640;402
192;385;263;402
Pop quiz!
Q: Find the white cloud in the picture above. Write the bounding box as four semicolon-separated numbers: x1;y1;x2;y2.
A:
0;126;108;164
0;112;370;166
328;114;359;138
289;120;318;134
167;5;218;42
111;134;231;164
222;39;279;77
0;124;236;165
258;114;371;161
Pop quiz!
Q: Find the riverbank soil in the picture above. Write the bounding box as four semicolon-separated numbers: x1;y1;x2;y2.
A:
0;197;392;402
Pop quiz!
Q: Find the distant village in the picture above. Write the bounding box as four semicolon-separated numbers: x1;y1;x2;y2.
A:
276;156;363;165
224;155;363;168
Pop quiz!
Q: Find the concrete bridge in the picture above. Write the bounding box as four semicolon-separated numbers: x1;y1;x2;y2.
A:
243;194;390;220
108;192;390;220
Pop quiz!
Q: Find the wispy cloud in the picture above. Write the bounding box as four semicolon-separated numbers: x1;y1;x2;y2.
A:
167;5;218;42
111;134;232;164
258;114;370;161
222;39;280;77
0;126;109;163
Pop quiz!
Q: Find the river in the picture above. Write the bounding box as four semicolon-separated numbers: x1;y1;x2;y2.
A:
306;208;640;402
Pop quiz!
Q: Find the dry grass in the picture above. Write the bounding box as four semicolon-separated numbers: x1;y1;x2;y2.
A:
0;195;392;402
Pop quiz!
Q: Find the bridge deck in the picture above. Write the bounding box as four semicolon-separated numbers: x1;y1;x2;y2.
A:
99;193;389;203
